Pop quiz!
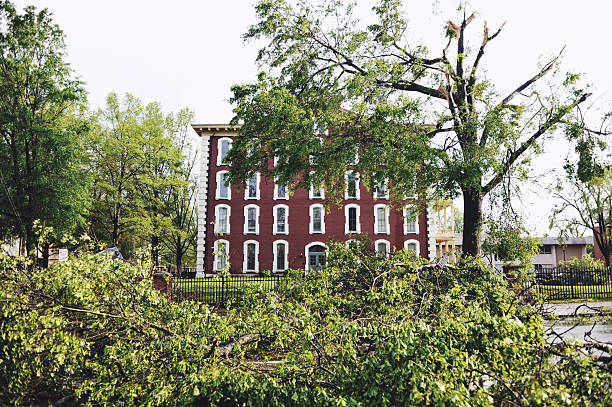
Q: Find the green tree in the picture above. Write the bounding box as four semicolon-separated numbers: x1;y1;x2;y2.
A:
87;93;185;259
0;1;89;255
227;0;590;257
160;108;198;271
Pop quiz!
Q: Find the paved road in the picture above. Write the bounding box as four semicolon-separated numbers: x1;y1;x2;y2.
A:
542;301;612;316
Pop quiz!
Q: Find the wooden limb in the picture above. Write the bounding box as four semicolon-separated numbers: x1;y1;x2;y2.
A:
482;92;591;195
500;46;565;107
468;21;506;94
214;333;260;358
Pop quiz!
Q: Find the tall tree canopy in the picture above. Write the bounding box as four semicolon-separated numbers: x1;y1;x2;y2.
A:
227;0;591;256
0;1;89;254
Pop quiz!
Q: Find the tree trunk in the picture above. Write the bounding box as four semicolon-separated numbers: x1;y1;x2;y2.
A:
175;238;183;276
462;189;483;257
151;235;159;268
42;243;50;268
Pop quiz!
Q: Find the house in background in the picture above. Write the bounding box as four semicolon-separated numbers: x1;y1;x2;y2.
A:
192;124;437;276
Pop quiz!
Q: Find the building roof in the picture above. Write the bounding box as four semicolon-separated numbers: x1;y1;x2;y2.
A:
453;234;592;246
191;124;241;136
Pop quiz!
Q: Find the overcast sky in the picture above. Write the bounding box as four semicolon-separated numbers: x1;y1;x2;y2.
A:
12;0;612;236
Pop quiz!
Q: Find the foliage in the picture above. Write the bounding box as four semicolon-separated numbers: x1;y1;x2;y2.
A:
227;0;591;256
482;213;539;268
0;1;90;253
558;253;604;269
551;166;611;267
2;243;611;406
87;93;195;261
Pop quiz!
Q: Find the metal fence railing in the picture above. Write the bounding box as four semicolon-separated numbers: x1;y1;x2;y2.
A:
172;274;286;304
525;265;612;300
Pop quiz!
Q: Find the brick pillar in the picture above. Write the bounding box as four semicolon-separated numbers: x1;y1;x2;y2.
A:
153;271;172;302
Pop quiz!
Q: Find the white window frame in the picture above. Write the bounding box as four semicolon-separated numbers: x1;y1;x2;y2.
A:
344;171;360;200
373;177;389;199
244;173;261;200
374;239;391;258
273;204;289;235
273;239;289;272
309;172;325;199
273;178;289;200
213;239;229;272
242;240;260;273
216;137;233;166
215;170;231;200
214;204;231;235
304;242;328;271
374;204;390;235
345;239;359;248
351;151;359;165
243;204;260;235
403;205;420;235
344;204;361;234
404;239;420;256
309;204;325;234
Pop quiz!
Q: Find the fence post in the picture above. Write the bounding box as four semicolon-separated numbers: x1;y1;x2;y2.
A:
570;268;575;299
153;270;173;302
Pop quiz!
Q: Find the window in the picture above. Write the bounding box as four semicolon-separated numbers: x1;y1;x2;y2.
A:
244;173;260;200
214;205;231;234
213;239;229;272
217;137;232;166
351;150;359;165
243;240;259;272
344;204;361;234
404;239;420;256
215;171;231;200
243;204;260;235
274;179;288;200
375;239;390;258
305;242;327;271
373;176;389;199
309;172;324;199
345;171;360;199
273;240;289;272
539;245;552;254
403;205;419;235
273;204;289;235
309;204;325;234
374;204;390;235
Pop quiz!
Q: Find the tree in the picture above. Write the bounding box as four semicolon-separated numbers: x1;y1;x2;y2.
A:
87;93;185;259
160;108;198;271
551;167;611;267
227;0;591;257
0;1;89;255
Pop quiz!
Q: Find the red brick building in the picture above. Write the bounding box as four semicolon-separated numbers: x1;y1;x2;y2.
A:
193;124;434;275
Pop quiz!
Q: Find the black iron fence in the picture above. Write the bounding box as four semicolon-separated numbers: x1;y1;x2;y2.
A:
157;267;197;279
172;274;286;304
525;265;612;300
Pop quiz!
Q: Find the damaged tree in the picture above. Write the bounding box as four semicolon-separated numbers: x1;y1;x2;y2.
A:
228;0;591;256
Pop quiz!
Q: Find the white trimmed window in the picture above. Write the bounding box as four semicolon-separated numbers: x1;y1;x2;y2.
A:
216;171;231;200
274;179;288;200
373;176;389;199
351;150;359;165
244;173;260;200
213;239;229;272
243;240;259;272
344;204;361;234
273;240;289;272
309;172;324;199
374;204;390;235
403;205;419;235
214;204;231;234
309;204;325;234
273;204;289;235
374;239;390;258
217;137;232;166
404;239;420;256
345;171;360;199
305;242;327;271
243;204;260;235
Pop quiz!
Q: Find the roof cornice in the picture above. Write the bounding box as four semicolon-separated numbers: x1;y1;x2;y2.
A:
191;124;241;136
